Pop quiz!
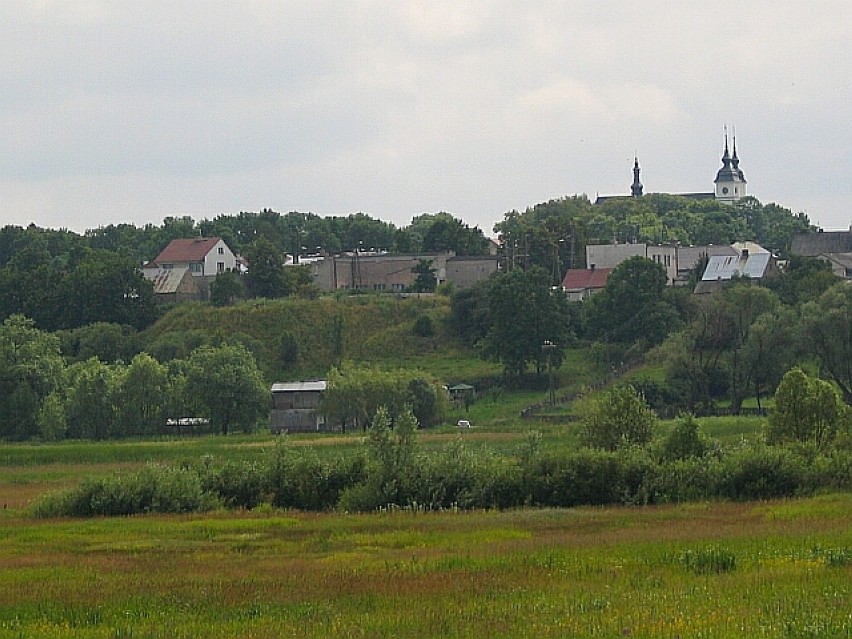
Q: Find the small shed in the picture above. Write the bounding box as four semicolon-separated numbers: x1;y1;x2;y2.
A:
448;383;476;409
270;381;328;433
142;266;202;303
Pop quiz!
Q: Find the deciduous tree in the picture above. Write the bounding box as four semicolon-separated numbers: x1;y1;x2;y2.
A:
579;384;657;451
801;283;852;403
767;367;847;448
484;267;572;378
0;315;64;440
184;344;268;435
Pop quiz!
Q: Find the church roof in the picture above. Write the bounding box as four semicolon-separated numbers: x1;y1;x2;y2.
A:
791;231;852;256
714;135;747;184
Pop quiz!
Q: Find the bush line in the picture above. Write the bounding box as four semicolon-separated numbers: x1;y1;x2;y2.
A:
30;441;852;518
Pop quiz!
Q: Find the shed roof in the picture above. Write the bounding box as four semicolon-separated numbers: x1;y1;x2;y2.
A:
142;266;195;294
153;237;224;264
271;381;327;393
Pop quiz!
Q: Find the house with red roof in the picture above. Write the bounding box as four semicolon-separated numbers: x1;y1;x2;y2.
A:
149;237;237;276
561;267;613;302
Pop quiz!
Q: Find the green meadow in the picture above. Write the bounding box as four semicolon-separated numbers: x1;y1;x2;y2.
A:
0;494;849;638
0;426;849;638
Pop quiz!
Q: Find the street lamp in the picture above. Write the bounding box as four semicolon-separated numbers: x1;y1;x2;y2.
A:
542;340;557;406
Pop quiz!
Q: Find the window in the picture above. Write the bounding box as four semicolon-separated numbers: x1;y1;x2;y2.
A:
218;247;224;254
162;263;173;270
217;262;225;273
722;187;729;194
190;262;203;273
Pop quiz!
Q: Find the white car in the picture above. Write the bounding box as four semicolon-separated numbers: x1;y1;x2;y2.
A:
457;420;472;428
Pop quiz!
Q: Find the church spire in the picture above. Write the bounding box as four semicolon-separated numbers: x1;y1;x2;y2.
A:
721;126;732;168
631;155;643;197
731;128;745;179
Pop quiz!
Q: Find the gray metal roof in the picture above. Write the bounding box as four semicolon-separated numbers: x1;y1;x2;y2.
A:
271;381;327;393
142;266;192;294
676;244;738;271
701;252;771;281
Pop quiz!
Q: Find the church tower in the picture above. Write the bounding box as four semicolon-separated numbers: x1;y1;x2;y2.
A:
631;156;643;197
714;130;747;204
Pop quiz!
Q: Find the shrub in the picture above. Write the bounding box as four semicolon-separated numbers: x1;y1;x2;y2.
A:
579;384;657;451
266;445;366;511
526;449;654;507
718;445;808;500
412;314;434;338
202;460;266;510
656;414;711;462
644;457;723;503
31;464;218;517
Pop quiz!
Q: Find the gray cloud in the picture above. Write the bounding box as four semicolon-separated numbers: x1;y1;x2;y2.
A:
1;1;849;233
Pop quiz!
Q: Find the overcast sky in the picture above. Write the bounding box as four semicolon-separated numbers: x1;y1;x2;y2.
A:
1;1;850;235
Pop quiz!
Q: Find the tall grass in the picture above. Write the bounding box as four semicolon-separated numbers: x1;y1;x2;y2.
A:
2;495;851;638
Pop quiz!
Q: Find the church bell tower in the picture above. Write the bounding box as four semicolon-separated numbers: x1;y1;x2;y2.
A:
631;156;643;197
714;129;747;204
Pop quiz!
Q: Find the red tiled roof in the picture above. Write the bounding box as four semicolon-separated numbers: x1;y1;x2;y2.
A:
561;268;613;290
153;237;222;264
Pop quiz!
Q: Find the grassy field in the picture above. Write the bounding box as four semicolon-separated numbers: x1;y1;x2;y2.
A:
0;389;842;637
0;492;849;638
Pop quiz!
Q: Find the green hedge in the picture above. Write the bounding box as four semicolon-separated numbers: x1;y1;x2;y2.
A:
30;442;852;518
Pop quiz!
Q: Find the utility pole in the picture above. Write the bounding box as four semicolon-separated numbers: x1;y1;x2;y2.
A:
542;340;556;406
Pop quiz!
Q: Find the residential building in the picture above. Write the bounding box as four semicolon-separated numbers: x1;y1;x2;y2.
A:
791;228;852;257
561;267;613;302
817;253;852;280
149;237;237;276
145;237;238;301
309;252;498;292
694;241;776;294
585;242;737;286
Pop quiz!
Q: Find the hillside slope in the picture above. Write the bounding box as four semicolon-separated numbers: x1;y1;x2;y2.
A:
142;294;491;382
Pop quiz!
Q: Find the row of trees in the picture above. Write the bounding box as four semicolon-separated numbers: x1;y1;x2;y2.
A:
0;315;268;441
80;210;492;266
494;194;812;286
657;279;852;412
581;369;849;454
0;240;157;332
